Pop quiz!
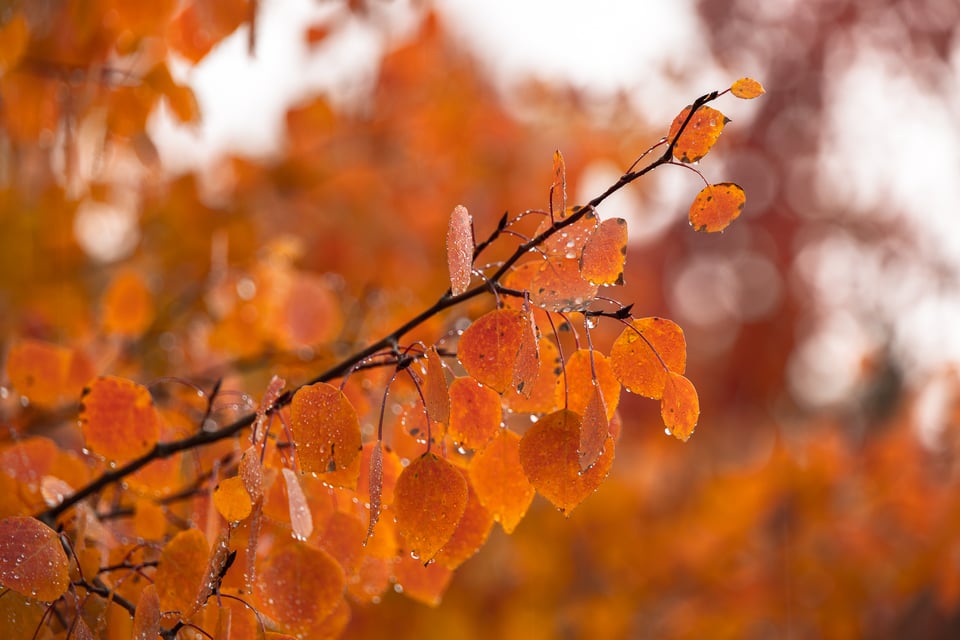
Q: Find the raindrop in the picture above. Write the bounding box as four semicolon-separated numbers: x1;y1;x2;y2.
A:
410;550;420;560
19;395;30;408
456;445;467;455
529;415;539;423
664;427;672;436
372;596;381;604
393;583;404;594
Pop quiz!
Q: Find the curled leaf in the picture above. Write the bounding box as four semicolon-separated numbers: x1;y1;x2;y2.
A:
550;149;566;218
689;182;746;233
424;347;450;427
446;204;474;296
731;77;766;99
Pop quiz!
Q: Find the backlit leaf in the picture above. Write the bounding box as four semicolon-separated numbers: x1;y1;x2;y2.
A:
434;475;494;569
551;149;566;218
529;257;599;312
394;452;468;561
458;308;527;393
214;475;253;523
668;105;729;163
503;338;561;415
448;376;502;450
536;206;599;258
0;517;69;601
661;372;700;442
290;382;362;475
155;528;209;615
580;217;628;286
580;383;609;471
610;317;686;399
0;590;44;638
101;268;155;339
468;428;535;534
316;511;366;575
555;349;620;421
256;539;345;634
446;204;474;296
512;303;540;397
5;339;93;409
731;77;766;99
132;584;160;640
393;554;453;607
688;182;746;233
282;467;314;541
518;410;615;514
79;376;161;462
424;347;450;427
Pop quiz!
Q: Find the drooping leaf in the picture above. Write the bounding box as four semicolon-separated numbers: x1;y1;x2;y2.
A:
365;442;383;544
610;317;686;399
580;383;609;471
424;347;450;427
79;376;161;462
468;428;535;534
555;349;620;421
661;371;700;442
512;302;540;397
132;584;161;640
446;204;474;296
529;257;599;312
550;149;566;219
358;441;401;544
290;382;362;476
154;528;209;615
503;338;561;414
282;467;314;541
458;308;527;393
239;446;264;503
434;474;494;569
447;376;502;450
580;217;628;286
0;516;69;601
731;77;766;99
213;475;253;523
394;452;468;561
255;539;345;635
668;105;730;163
688;182;746;233
518;410;615;514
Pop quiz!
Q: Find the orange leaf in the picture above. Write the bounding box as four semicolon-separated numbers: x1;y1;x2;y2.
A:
281;467;314;541
133;497;167;540
434;474;493;569
580;383;609;471
512;303;540;397
447;376;502;450
610;317;686;399
536;206;599;258
424;347;450;427
0;13;28;73
101;269;155;338
316;511;366;575
0;516;69;601
154;528;209;615
555;349;620;421
468;428;535;534
393;554;453;607
255;539;345;634
731;77;766;99
446;204;474;296
668;105;729;163
458;308;527;393
132;584;161;640
688;182;746;233
5;339;93;409
290;382;362;475
518;410;615;514
394;452;468;561
580;217;628;286
660;372;700;442
529;257;598;312
550;149;566;218
213;475;252;523
79;376;161;462
503;338;561;414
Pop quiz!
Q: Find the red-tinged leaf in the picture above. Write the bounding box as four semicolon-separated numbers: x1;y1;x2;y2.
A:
580;217;628;286
393;554;453;607
365;443;383;544
555;349;620;421
316;511;366;575
731;77;766;99
668;105;730;163
458;308;527;393
0;517;69;601
394;452;468;561
529;257;599;312
240;446;264;503
518;410;615;514
256;539;345;635
5;339;92;408
155;528;209;615
468;428;535;533
661;372;700;442
689;182;746;233
79;376;161;462
282;467;314;541
503;338;561;415
447;376;502;450
610;317;686;399
551;149;566;219
214;475;253;522
290;382;362;475
424;347;450;427
536;206;599;258
133;585;160;640
512;303;540;397
446;204;474;296
101;268;155;338
357;442;401;544
434;475;494;569
580;383;609;471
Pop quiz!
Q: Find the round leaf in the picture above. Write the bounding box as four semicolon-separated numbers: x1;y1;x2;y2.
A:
0;517;69;601
458;308;527;393
731;77;766;99
661;372;700;442
79;376;161;462
290;382;362;475
448;376;502;450
610;317;686;399
394;452;468;561
580;217;628;286
468;428;535;534
668;105;729;163
689;182;746;233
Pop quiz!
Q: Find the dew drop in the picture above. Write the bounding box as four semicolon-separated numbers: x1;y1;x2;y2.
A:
393;583;404;594
456;445;467;455
0;386;8;398
529;415;539;423
372;596;381;604
664;427;672;436
410;550;420;560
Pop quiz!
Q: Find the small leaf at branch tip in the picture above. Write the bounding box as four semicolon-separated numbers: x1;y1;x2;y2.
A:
731;77;766;99
447;204;474;296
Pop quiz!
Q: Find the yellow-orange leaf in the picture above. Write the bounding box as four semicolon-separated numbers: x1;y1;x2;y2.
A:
446;204;474;296
5;339;93;409
394;452;468;561
668;105;729;163
661;372;700;442
536;207;599;258
0;517;69;601
610;317;686;399
512;303;540;397
529;257;598;312
518;410;615;514
290;382;362;475
580;383;609;471
468;428;534;534
458;308;527;393
132;584;161;640
101;269;155;338
434;475;494;569
424;347;450;427
448;376;502;450
555;349;620;421
155;528;209;615
689;182;746;233
731;77;766;99
393;554;453;607
580;217;628;286
503;338;560;415
79;376;161;462
213;475;252;523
